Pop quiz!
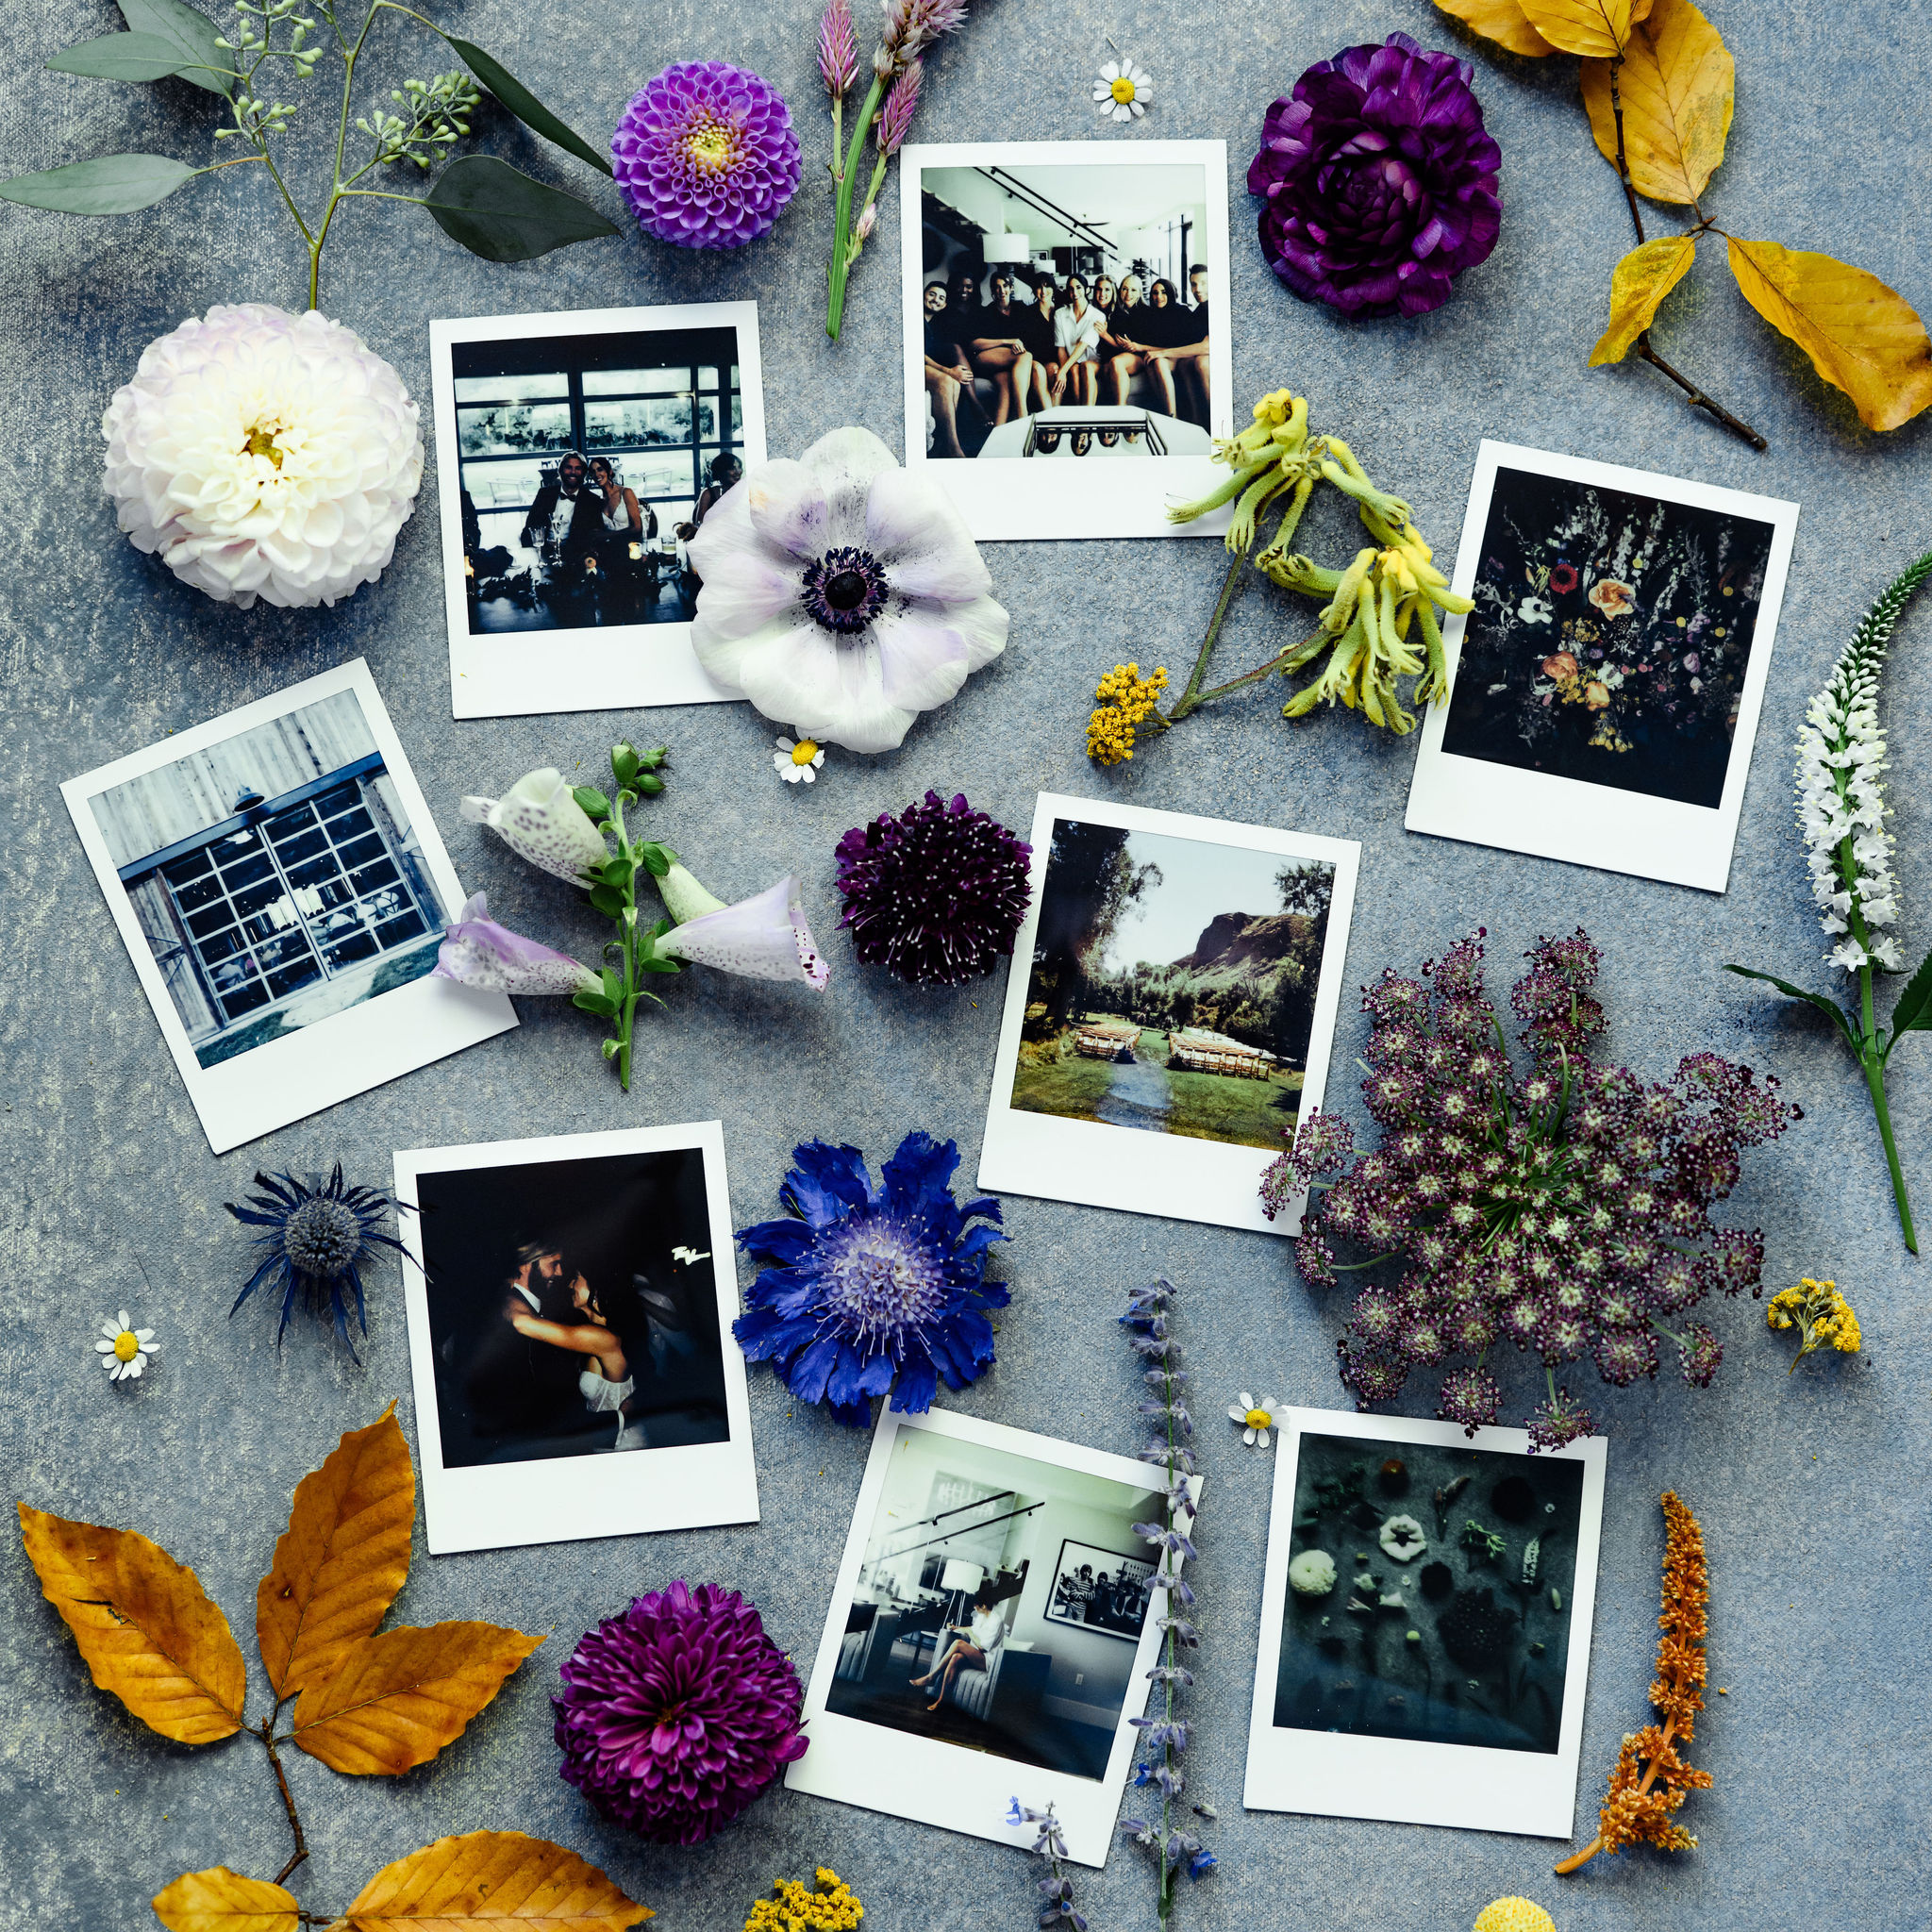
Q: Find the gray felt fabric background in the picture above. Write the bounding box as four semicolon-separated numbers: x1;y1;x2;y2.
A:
2;2;1927;1928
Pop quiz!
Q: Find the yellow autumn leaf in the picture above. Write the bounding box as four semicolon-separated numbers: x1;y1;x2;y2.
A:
324;1830;652;1931
1432;0;1558;57
289;1620;544;1775
152;1868;300;1932
1727;238;1932;433
1515;0;1631;58
1581;0;1733;204
257;1403;414;1700
17;1504;246;1745
1591;235;1699;364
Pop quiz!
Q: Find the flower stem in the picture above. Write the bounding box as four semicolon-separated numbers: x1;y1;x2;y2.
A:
611;797;641;1094
825;71;886;339
1555;1711;1682;1874
1862;1049;1917;1253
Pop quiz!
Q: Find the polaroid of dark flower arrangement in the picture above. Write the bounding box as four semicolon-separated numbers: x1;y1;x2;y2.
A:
979;793;1360;1234
1406;440;1799;892
788;1406;1197;1866
391;1122;758;1555
60;658;515;1155
898;141;1233;541
1243;1407;1606;1838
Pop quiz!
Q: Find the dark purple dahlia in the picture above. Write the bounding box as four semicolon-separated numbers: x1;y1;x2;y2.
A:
553;1581;807;1845
1248;33;1501;319
834;791;1032;985
611;62;802;250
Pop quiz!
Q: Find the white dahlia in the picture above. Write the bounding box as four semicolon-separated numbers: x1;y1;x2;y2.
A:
102;303;424;609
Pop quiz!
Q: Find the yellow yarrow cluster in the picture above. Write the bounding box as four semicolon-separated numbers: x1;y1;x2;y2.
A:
1767;1277;1861;1372
1087;662;1169;764
742;1868;863;1932
1473;1900;1557;1932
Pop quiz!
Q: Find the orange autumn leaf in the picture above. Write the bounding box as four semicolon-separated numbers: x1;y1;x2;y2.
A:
257;1402;414;1700
1591;235;1699;363
1727;237;1932;432
322;1830;652;1931
289;1620;544;1775
18;1504;246;1745
1432;0;1559;58
1582;0;1733;204
1515;0;1631;58
152;1867;300;1932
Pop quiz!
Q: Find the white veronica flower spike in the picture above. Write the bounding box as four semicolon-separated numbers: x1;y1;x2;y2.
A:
1227;1392;1288;1447
1093;58;1153;122
460;769;608;885
97;1310;158;1382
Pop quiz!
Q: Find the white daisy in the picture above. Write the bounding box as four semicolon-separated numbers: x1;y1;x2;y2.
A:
96;1310;158;1382
774;734;825;784
1092;57;1154;123
1227;1391;1287;1448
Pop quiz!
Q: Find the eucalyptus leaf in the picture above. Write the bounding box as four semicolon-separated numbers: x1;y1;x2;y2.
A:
0;153;197;214
118;0;233;94
48;32;198;83
439;35;615;178
1882;947;1932;1060
1723;963;1859;1050
422;155;617;263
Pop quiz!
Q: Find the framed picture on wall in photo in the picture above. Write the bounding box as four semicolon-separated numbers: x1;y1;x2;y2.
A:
1042;1540;1157;1641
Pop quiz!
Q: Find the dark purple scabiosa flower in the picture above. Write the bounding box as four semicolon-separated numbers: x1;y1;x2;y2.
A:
553;1581;806;1844
1248;33;1502;320
612;61;802;251
225;1164;407;1358
833;791;1033;985
734;1133;1008;1424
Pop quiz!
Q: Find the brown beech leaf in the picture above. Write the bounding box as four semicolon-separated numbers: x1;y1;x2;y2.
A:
1591;234;1699;363
1514;0;1631;58
1727;237;1932;432
152;1867;300;1932
258;1403;414;1700
323;1829;652;1931
18;1504;245;1745
1582;0;1733;204
289;1621;543;1775
1432;0;1559;58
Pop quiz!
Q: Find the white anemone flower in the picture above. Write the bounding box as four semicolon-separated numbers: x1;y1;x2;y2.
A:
461;769;609;885
774;734;825;783
1093;57;1154;122
97;1310;158;1382
1227;1391;1288;1447
688;425;1009;754
101;304;423;609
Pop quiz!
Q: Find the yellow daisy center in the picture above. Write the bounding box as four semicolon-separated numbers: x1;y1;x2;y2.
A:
113;1331;141;1361
242;424;285;470
1245;1407;1271;1429
684;114;741;171
791;739;821;767
1110;75;1138;103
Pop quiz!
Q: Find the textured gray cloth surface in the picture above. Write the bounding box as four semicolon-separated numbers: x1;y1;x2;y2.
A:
2;2;1927;1928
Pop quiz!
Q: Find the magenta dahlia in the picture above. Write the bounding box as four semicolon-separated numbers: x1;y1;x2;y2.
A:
611;62;802;251
553;1581;807;1844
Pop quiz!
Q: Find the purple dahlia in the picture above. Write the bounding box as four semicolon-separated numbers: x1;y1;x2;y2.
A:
553;1581;807;1845
834;791;1033;985
1248;33;1501;319
611;61;802;251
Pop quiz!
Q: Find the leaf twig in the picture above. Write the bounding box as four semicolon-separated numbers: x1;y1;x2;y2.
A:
257;1716;309;1886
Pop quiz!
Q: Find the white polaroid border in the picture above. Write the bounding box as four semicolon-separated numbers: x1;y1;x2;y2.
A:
428;301;768;719
391;1122;758;1556
978;793;1359;1235
1405;439;1800;892
60;658;514;1156
899;141;1234;541
1244;1407;1607;1839
787;1406;1199;1866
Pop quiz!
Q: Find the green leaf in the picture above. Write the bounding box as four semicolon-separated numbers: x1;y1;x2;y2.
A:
1723;963;1859;1050
1883;947;1932;1061
572;991;619;1018
439;35;615;178
634;842;674;878
587;883;625;920
422;155;618;263
600;969;623;1004
600;858;636;890
48;31;199;82
119;0;234;94
0;153;197;214
573;785;611;822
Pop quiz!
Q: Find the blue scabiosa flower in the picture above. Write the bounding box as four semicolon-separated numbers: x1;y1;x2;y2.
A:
732;1134;1008;1424
225;1165;407;1357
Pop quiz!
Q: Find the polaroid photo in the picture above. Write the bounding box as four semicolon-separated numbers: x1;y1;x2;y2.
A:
1406;439;1800;892
428;301;767;719
61;658;513;1155
978;793;1359;1235
899;141;1233;541
788;1406;1199;1866
391;1123;758;1556
1244;1407;1607;1839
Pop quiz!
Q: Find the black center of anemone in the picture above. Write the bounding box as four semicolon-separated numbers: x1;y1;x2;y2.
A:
800;546;888;636
825;569;869;610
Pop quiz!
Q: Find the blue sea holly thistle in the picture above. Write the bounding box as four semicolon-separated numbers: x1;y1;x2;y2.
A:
1262;930;1795;1449
1729;551;1932;1252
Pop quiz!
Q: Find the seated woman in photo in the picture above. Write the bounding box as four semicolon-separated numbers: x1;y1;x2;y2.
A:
1104;272;1173;413
921;279;981;459
1014;275;1059;414
1049;275;1104;408
1164;268;1213;426
965;271;1037;425
909;1585;1006;1712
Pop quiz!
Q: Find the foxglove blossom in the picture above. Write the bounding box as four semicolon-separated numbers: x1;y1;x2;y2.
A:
434;891;599;996
658;874;830;989
462;768;609;884
689;426;1008;753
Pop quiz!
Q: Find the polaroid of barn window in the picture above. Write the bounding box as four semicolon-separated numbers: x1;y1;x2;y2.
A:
1406;440;1799;892
978;793;1359;1234
1243;1407;1606;1839
61;658;513;1154
427;301;767;719
788;1405;1199;1866
391;1122;758;1555
899;141;1232;541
